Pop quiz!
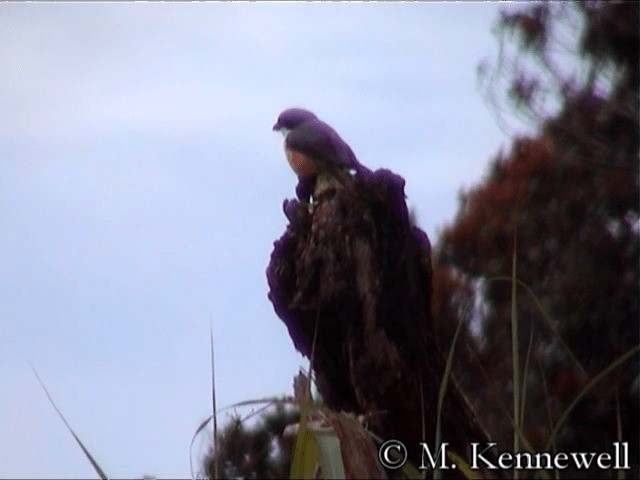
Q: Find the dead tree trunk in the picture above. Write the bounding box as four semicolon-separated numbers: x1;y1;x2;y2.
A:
267;169;496;478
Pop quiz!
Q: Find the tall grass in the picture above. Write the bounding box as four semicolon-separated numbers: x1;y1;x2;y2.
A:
32;239;639;479
479;231;638;479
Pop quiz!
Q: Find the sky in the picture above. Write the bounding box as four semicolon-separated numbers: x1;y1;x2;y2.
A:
1;2;515;478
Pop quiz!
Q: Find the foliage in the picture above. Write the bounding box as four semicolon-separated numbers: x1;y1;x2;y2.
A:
201;404;299;479
437;2;639;478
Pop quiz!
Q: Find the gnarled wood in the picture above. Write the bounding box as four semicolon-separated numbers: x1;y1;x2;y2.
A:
267;169;496;478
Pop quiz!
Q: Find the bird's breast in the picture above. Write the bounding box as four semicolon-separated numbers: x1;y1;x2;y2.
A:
285;148;318;177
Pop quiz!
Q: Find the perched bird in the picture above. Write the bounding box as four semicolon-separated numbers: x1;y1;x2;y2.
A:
273;108;365;200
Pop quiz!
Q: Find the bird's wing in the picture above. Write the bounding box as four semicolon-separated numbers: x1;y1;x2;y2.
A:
285;119;349;170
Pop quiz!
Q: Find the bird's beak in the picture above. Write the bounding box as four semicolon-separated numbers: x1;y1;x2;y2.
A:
274;127;291;138
272;122;281;131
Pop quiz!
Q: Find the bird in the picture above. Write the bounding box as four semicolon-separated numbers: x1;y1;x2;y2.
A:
273;108;365;200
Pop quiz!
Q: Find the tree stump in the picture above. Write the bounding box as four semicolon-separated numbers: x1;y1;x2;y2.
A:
267;169;496;478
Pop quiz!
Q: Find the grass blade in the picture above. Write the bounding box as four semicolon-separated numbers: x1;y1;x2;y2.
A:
210;322;219;480
520;324;534;428
30;363;108;480
447;450;478;480
543;345;639;452
290;307;321;480
539;363;559;480
189;413;212;480
189;323;222;480
510;242;520;479
434;314;464;480
616;389;625;480
420;374;426;480
488;275;588;379
289;399;317;479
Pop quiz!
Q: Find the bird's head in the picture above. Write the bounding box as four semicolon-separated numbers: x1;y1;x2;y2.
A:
272;108;318;134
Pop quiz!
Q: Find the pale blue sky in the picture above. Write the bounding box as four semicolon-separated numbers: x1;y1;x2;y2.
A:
1;2;513;478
